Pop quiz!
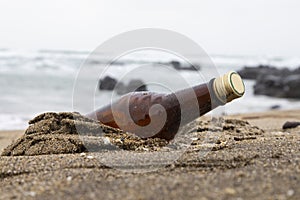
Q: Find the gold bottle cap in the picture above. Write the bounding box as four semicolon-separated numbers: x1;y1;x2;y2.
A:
213;71;245;103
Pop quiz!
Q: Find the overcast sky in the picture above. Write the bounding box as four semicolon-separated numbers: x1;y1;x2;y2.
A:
0;0;299;56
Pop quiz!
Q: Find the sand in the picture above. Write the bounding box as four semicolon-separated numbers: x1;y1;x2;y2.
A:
0;110;300;199
0;130;23;154
1;112;169;156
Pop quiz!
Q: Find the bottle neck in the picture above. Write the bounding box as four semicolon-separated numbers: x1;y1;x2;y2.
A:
167;78;223;125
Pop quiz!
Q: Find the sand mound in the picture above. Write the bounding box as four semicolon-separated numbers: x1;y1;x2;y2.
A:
1;112;168;156
1;112;264;156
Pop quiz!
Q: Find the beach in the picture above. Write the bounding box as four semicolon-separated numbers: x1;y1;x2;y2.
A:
1;109;299;200
1;0;300;199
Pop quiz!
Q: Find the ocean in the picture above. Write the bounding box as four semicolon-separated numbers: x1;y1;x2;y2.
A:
1;48;300;130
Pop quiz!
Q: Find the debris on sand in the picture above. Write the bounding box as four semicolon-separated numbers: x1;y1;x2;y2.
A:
282;121;300;129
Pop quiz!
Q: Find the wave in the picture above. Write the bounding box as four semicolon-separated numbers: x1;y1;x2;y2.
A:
0;113;32;130
0;49;299;76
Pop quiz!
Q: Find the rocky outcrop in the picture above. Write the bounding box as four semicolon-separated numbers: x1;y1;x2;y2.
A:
99;76;148;95
238;65;293;80
115;79;148;95
99;76;117;90
238;65;300;99
254;73;300;98
169;60;201;71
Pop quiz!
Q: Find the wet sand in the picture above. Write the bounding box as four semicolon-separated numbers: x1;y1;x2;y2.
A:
1;110;300;200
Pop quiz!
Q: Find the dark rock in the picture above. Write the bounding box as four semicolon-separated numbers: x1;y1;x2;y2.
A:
169;60;200;71
282;75;300;98
254;74;300;98
282;121;300;129
238;65;292;80
99;76;117;90
127;79;147;92
238;65;273;80
170;61;181;70
115;79;148;95
254;74;284;97
99;77;148;95
187;63;201;71
239;65;300;98
270;105;281;110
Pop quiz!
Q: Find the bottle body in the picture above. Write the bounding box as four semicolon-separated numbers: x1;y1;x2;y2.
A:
86;71;245;140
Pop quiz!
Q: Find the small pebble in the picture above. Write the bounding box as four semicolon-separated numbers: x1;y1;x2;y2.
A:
224;187;236;195
25;191;36;197
115;139;123;144
287;189;294;196
282;121;300;129
141;147;149;151
67;176;72;182
103;137;111;145
87;155;94;159
80;152;86;157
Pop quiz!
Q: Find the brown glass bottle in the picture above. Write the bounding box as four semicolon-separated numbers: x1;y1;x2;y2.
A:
86;71;245;140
